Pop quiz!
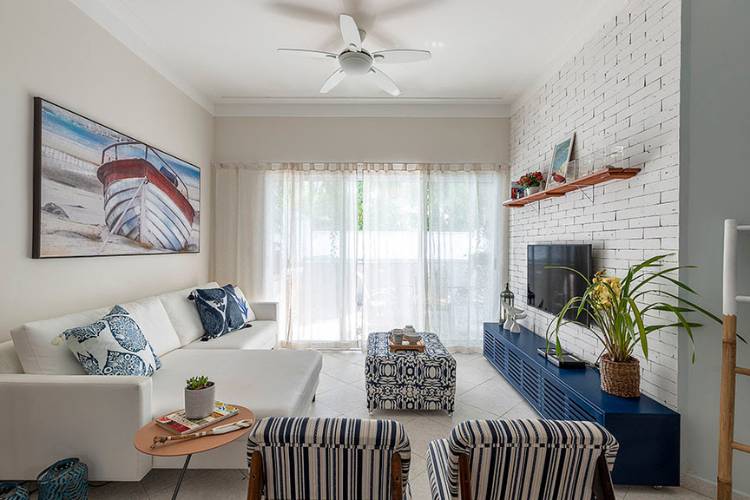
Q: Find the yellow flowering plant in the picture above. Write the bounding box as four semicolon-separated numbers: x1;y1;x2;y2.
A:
546;254;727;363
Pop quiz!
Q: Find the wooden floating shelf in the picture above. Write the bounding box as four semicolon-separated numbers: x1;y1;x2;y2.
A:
503;166;641;207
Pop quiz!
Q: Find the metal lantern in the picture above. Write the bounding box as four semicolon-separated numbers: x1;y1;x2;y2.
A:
500;283;515;323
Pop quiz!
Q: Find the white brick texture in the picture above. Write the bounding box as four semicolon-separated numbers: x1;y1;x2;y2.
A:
508;0;681;409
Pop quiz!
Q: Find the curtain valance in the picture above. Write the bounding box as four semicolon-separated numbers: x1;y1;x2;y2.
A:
215;161;503;173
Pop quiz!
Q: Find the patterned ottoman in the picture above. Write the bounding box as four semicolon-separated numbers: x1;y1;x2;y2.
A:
365;332;456;414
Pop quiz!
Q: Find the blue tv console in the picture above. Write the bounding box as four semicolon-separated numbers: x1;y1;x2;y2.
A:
483;322;680;486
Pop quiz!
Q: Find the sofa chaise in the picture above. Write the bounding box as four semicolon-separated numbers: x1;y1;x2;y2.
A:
0;282;322;481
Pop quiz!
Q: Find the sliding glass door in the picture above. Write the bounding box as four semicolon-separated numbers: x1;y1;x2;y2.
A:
215;162;505;350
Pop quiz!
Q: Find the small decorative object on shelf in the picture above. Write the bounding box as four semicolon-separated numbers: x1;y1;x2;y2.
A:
500;283;515;323
37;458;88;500
502;306;526;333
547;133;575;188
0;482;29;500
518;171;545;196
510;181;523;200
546;254;730;398
185;375;216;419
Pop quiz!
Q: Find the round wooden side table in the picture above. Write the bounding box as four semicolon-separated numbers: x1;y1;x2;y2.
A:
134;405;255;500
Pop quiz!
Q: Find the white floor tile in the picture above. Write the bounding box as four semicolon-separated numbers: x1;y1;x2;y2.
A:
81;351;708;499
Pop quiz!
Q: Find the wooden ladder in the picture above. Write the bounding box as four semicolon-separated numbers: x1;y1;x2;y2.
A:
718;219;750;499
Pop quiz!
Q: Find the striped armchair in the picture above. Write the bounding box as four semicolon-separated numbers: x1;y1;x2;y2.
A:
426;419;619;500
246;417;411;500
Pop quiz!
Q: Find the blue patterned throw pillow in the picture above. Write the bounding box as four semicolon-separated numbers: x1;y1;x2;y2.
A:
62;305;160;376
189;285;253;340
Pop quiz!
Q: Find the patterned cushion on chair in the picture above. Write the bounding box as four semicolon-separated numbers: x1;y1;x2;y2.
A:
247;417;411;499
428;419;619;500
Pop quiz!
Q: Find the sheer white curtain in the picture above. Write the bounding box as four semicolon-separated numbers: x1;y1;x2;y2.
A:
360;164;505;349
361;168;427;335
216;163;359;349
214;162;507;351
425;167;505;350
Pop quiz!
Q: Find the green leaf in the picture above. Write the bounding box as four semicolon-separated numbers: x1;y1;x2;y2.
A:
545;265;592;287
628;297;648;359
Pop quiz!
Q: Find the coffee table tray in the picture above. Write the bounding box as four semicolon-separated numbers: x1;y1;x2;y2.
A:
388;339;425;352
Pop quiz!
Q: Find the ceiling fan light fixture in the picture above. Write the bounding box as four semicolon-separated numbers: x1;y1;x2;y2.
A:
338;51;373;75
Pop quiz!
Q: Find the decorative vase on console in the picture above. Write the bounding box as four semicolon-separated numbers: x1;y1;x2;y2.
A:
546;254;727;398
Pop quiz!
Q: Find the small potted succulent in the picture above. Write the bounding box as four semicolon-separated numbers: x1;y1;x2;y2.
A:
185;375;215;419
519;171;545;196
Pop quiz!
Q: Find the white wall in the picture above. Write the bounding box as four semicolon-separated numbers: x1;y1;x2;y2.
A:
679;0;750;496
0;0;214;341
508;0;681;408
214;117;510;165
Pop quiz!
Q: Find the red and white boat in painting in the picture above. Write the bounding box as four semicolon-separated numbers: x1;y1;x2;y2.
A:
97;142;195;252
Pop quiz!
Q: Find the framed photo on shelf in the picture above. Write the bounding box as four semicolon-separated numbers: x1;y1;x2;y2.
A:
547;132;575;187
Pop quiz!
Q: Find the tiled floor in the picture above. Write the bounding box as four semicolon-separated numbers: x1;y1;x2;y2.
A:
51;351;709;499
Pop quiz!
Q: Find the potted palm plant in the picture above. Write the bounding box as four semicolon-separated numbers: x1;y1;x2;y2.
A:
546;254;725;398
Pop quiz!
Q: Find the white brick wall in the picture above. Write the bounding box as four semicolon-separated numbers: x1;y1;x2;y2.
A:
508;0;681;408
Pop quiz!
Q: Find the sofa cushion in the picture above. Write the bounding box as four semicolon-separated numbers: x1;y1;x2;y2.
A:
182;321;277;350
11;307;109;375
152;349;322;419
159;282;219;346
189;285;251;340
62;305;160;376
118;297;181;357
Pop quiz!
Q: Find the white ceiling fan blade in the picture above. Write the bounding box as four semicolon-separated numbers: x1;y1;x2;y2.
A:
277;48;337;60
369;67;400;96
373;49;431;64
320;68;346;93
339;14;362;51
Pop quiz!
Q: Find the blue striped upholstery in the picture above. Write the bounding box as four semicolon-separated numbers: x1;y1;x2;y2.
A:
426;419;619;500
247;417;411;499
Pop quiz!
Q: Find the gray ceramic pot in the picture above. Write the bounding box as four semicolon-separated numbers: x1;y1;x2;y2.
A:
184;382;215;419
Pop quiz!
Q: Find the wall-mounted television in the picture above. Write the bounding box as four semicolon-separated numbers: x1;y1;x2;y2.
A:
527;244;593;323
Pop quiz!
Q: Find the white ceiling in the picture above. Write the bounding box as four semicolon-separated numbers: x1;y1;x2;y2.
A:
72;0;627;115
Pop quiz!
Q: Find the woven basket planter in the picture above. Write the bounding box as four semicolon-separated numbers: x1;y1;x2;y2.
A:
0;482;29;500
600;354;640;398
37;458;88;500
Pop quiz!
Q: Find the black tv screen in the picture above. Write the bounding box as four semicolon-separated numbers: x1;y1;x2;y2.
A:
527;244;592;323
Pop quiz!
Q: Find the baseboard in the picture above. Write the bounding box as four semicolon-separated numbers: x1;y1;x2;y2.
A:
681;472;750;500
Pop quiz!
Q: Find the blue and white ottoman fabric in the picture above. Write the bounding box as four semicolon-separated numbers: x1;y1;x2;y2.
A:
426;419;619;500
247;417;411;499
365;332;456;413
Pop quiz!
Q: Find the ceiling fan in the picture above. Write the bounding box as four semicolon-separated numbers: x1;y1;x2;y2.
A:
278;14;431;96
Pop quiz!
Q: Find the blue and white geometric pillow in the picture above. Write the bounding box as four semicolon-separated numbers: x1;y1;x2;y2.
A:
189;285;255;341
61;305;160;376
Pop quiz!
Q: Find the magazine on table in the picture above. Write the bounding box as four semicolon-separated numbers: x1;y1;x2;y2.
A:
155;402;239;435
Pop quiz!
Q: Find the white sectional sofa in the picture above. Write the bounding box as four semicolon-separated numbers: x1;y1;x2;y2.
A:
0;283;322;481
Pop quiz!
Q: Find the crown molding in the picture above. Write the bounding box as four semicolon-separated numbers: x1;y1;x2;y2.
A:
213;98;511;118
69;0;215;114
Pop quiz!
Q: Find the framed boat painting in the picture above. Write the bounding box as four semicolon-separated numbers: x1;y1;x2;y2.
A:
32;98;201;258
